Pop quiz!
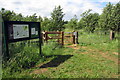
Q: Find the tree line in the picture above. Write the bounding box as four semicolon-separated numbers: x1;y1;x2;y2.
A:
0;2;120;38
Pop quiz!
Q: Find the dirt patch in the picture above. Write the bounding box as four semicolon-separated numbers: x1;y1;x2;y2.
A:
112;74;120;78
31;68;48;74
112;52;118;55
66;44;80;50
81;46;118;64
99;52;118;64
68;45;118;64
84;47;118;64
35;63;45;68
87;49;118;64
81;52;89;54
81;46;87;49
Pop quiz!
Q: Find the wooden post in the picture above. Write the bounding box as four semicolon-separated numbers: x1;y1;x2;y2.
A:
42;32;44;41
61;31;64;45
76;31;79;44
73;35;75;44
45;32;48;43
110;30;115;40
57;31;60;44
72;32;75;44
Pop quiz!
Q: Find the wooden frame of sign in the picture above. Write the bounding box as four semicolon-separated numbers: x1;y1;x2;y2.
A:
4;21;41;59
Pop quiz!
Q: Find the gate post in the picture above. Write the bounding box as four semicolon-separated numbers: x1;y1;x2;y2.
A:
72;31;75;44
61;31;64;45
76;31;79;44
45;32;48;43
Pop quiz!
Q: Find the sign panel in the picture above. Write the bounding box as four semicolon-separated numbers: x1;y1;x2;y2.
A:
13;24;29;39
31;28;36;35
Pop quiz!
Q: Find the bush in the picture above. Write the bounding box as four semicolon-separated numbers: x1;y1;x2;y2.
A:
2;41;42;77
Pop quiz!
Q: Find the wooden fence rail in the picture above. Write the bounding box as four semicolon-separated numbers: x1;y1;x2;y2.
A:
42;31;79;45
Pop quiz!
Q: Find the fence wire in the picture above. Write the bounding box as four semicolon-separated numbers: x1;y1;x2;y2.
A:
77;30;118;45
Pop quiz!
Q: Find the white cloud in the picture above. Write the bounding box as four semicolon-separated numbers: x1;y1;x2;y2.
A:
0;0;118;20
99;0;119;3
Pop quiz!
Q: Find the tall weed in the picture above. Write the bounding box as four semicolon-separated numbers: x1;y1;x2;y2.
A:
42;42;64;56
2;40;42;77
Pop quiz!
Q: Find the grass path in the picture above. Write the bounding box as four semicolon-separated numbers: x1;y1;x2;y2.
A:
29;44;118;78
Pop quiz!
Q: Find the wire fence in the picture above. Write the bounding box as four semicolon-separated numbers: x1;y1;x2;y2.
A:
77;30;118;44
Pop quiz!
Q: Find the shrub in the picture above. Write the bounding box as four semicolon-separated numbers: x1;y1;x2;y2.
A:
2;41;42;77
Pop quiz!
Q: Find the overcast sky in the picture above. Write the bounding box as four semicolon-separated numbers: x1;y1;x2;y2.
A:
0;0;119;20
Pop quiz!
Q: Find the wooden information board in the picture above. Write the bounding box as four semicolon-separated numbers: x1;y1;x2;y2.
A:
3;21;41;59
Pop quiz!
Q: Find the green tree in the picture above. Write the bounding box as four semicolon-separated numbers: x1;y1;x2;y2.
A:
79;9;99;33
51;5;65;31
64;15;78;30
98;2;120;39
98;2;113;31
12;13;24;21
77;18;85;29
37;16;43;22
0;8;16;21
24;13;38;22
41;17;52;31
111;2;120;32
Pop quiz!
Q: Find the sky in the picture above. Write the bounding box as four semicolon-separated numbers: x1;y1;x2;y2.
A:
0;0;119;20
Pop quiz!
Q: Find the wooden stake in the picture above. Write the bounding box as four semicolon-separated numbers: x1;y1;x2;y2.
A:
110;30;115;40
61;31;64;45
76;31;79;44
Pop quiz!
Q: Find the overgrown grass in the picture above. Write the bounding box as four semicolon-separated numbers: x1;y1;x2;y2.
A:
2;40;65;78
42;42;64;56
2;40;44;78
78;31;118;52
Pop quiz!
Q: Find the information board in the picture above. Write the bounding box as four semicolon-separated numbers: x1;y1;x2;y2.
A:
3;21;42;59
4;21;41;43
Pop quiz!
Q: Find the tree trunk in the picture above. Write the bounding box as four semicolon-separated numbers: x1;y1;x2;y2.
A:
110;30;115;40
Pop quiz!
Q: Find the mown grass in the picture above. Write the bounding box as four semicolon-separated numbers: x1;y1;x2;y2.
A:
2;31;118;78
47;54;117;78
